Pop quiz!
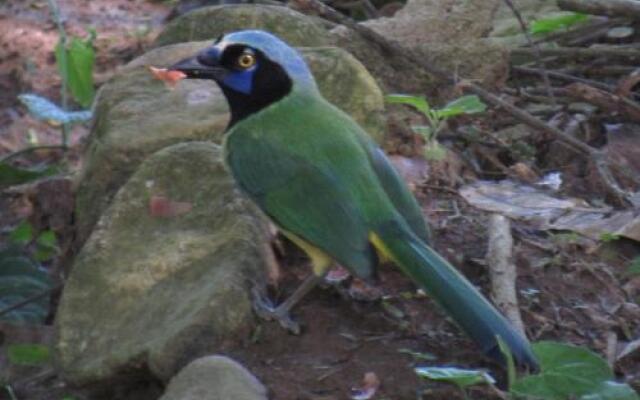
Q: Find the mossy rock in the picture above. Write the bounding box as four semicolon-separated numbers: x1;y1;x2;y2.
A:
155;4;333;48
57;142;270;385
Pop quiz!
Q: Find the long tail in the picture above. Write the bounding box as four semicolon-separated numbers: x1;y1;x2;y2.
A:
374;221;538;369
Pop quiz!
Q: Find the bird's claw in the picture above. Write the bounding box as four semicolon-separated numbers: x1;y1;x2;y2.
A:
251;287;302;335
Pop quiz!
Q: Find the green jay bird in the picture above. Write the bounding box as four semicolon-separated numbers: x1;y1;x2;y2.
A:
168;30;538;369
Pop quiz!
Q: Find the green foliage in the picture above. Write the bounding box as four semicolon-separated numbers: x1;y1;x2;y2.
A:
415;366;495;389
600;232;622;243
530;13;589;35
0;246;53;323
0;222;57;324
627;257;640;276
497;335;517;388
386;94;486;161
581;382;640;400
0;162;58;190
511;342;638;400
9;220;34;245
55;29;96;108
7;344;50;366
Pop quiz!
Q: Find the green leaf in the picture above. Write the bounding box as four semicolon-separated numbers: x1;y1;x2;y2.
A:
581;381;640;400
18;94;92;125
511;342;613;400
7;344;50;366
55;35;96;108
497;336;516;389
10;221;34;245
386;94;431;115
530;13;589;35
415;367;495;389
627;257;640;276
435;95;487;118
0;161;58;189
600;232;621;242
0;247;53;324
581;382;640;400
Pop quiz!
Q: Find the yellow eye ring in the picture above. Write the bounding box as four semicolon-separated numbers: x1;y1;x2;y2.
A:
238;53;256;69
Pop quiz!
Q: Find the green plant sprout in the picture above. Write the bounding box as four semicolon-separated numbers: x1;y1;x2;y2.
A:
386;94;486;160
530;13;589;35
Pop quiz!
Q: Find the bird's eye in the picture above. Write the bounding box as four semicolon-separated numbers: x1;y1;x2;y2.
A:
237;53;256;69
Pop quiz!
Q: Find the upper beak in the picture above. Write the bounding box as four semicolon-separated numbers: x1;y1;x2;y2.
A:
168;54;226;80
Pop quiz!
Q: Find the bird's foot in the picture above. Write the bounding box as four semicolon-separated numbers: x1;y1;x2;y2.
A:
251;287;301;335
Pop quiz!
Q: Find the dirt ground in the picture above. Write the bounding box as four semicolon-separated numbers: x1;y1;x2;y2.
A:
1;0;639;399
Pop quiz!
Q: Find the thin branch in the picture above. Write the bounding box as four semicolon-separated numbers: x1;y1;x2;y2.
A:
513;65;615;92
0;145;67;164
503;0;557;106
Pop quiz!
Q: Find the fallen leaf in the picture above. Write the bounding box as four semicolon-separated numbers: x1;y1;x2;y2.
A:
149;195;192;218
350;372;380;400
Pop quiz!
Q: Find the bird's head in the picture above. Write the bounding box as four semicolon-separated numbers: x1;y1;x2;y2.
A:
169;30;318;127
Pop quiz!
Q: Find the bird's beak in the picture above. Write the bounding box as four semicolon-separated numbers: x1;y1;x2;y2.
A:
168;53;226;81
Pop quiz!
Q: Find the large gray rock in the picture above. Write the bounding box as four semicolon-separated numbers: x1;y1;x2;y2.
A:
155;4;333;48
348;0;509;90
56;142;270;384
159;356;268;400
75;41;385;247
364;0;500;47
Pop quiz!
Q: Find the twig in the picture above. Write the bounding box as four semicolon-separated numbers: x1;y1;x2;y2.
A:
558;0;640;19
487;215;525;335
0;145;67;164
565;82;640;122
512;46;640;60
288;0;633;205
513;66;615;92
502;0;556;106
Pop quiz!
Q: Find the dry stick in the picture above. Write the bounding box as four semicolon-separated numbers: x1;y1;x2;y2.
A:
565;82;640;122
288;0;633;205
558;0;640;19
487;215;525;335
513;65;615;92
512;46;640;60
503;0;557;107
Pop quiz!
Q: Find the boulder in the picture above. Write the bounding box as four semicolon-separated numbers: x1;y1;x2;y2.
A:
155;4;333;48
75;41;385;246
158;355;268;400
56;142;270;385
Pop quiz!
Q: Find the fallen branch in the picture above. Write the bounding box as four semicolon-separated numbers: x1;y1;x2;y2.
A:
512;46;640;60
565;82;640;122
558;0;640;19
487;214;525;335
288;0;634;205
513;65;615;92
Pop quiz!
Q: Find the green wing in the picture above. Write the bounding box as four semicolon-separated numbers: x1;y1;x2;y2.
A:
225;118;378;279
363;141;431;244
